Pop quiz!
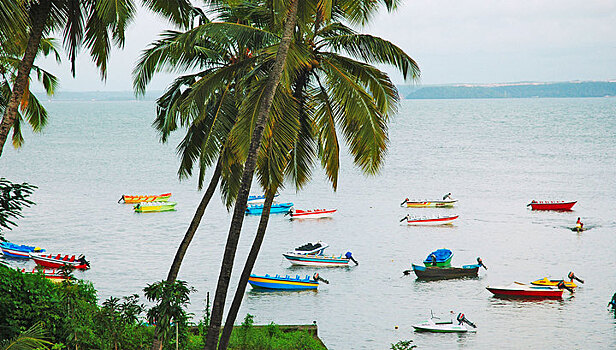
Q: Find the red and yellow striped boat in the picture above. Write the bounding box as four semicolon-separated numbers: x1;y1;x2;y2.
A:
118;193;171;204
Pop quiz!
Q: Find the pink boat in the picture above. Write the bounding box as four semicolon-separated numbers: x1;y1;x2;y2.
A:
486;282;564;299
289;208;337;219
527;200;576;211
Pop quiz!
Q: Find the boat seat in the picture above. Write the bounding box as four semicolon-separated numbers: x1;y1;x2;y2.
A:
69;256;75;262
55;254;61;259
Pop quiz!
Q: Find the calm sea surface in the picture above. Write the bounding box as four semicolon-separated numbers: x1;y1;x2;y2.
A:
2;98;616;349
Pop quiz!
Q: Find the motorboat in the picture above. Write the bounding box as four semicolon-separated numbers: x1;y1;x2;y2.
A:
248;273;325;291
527;200;576;211
245;202;293;215
486;282;566;298
401;198;457;208
413;312;476;333
118;193;171;204
401;215;459;226
412;263;482;280
247;194;279;204
282;241;358;267
22;268;72;283
289;208;336;219
133;202;177;212
0;242;45;259
30;252;90;270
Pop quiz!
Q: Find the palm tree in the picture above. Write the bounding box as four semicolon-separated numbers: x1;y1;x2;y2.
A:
0;0;196;158
0;322;53;350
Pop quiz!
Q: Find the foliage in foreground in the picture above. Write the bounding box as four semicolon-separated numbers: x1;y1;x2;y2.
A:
0;178;36;236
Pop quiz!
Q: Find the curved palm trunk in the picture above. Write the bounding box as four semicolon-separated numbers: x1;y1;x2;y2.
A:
203;1;300;348
217;191;276;350
0;0;51;158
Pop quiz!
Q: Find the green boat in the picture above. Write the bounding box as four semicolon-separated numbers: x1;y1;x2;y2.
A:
134;202;177;213
423;249;453;267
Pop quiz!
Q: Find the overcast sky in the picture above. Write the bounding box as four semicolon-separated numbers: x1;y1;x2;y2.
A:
36;0;616;92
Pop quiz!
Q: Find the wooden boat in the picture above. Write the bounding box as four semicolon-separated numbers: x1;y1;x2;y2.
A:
527;200;576;211
133;202;177;212
423;249;453;267
486;282;564;298
413;313;476;333
30;252;90;270
22;268;71;283
402;215;458;226
118;193;171;204
412;264;480;279
401;198;457;208
247;194;279;204
245;202;293;215
531;278;577;289
289;208;336;219
0;242;45;259
248;274;319;290
282;242;357;267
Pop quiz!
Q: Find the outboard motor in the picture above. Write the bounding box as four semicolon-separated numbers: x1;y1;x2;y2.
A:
313;273;329;284
118;195;125;203
557;281;574;293
568;271;584;284
400;198;409;206
477;257;488;270
78;254;90;268
345;252;359;265
608;292;616;310
456;313;476;328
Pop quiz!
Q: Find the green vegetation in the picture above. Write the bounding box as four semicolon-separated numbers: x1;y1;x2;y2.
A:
0;178;37;238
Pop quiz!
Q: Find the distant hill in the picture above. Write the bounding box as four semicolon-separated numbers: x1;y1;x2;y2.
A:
36;91;161;101
401;81;616;99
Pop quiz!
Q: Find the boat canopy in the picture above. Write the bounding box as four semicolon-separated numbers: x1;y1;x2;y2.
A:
424;249;453;263
293;241;329;255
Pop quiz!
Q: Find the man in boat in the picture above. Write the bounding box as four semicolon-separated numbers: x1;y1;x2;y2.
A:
576;217;583;230
430;253;437;266
442;193;452;200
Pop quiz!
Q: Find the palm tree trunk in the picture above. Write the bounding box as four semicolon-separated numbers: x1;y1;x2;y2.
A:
217;190;276;350
0;0;51;158
167;159;222;282
203;1;299;349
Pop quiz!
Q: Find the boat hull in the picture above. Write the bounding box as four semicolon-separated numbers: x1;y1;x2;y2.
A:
412;323;470;333
528;201;576;211
283;253;350;267
134;202;177;212
248;274;318;290
289;209;337;219
405;200;457;208
0;243;44;259
246;203;293;215
30;253;89;270
405;215;459;226
486;283;563;299
413;264;479;280
121;193;171;204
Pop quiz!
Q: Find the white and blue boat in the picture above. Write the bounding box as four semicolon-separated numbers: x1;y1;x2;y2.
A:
0;242;45;259
245;202;293;215
248;274;319;290
282;242;358;267
247;194;279;204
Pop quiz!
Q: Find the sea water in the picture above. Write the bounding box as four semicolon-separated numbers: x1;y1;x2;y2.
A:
2;97;616;349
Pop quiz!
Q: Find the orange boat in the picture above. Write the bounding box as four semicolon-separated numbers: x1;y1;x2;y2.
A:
118;193;171;204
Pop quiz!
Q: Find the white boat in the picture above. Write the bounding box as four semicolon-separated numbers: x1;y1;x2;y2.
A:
289;208;336;219
413;313;476;333
282;241;358;267
401;214;459;226
247;194;279;204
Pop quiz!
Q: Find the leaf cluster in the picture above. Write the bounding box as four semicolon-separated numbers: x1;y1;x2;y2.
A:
0;178;37;235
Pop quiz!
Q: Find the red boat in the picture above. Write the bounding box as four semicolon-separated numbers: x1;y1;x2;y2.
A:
527;200;576;211
29;253;90;270
486;282;564;299
289;208;337;219
22;268;72;283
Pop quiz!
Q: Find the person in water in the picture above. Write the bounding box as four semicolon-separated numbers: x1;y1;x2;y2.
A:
443;193;452;200
576;217;584;230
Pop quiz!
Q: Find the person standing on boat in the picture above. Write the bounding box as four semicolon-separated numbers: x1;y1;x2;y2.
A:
443;193;452;200
576;217;583;229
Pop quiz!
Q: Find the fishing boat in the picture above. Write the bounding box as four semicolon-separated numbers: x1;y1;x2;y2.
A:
527;200;576;211
118;193;171;204
289;208;337;219
413;312;476;333
248;274;319;291
133;202;177;212
412;264;482;279
0;242;45;258
282;242;357;267
401;215;459;226
30;253;90;270
531;278;577;289
22;268;71;283
423;249;453;267
245;202;293;215
401;198;457;208
486;282;564;298
247;194;279;204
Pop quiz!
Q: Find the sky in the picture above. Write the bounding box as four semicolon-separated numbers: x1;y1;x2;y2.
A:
36;0;616;92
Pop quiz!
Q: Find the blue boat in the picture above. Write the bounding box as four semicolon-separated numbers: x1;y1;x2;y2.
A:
247;194;279;204
248;274;319;290
423;248;453;267
245;202;293;215
0;242;45;259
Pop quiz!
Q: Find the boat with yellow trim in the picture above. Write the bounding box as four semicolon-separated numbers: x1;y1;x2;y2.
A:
119;193;171;204
248;273;322;290
134;202;177;213
531;278;577;289
400;198;457;208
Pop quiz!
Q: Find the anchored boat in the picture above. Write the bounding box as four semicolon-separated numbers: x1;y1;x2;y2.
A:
22;268;72;283
486;282;566;299
412;263;483;280
247;194;279;204
289;208;337;219
118;193;171;204
531;272;583;289
282;242;357;267
134;202;177;212
248;273;322;291
401;198;457;208
1;242;45;258
245;202;293;215
413;312;476;333
401;214;459;226
527;200;576;211
30;253;90;270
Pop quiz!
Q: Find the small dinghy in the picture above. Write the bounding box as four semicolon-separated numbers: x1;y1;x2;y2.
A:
401;214;459;226
401;196;457;208
118;193;171;204
245;202;293;215
486;282;569;299
248;273;328;291
134;202;177;212
527;200;576;211
282;241;358;267
411;258;486;280
30;252;90;270
413;312;477;333
247;194;279;204
288;208;337;219
531;272;583;289
0;242;45;259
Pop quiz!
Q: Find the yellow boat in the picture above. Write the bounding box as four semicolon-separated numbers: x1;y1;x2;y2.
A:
134;202;177;213
401;199;458;208
530;278;577;289
119;193;171;204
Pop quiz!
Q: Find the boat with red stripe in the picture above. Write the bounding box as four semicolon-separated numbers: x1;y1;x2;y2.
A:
289;208;337;219
30;252;90;270
486;282;569;299
527;200;576;211
401;214;459;226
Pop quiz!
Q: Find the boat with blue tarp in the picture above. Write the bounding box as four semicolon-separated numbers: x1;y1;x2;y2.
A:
245;202;293;215
423;249;453;267
248;273;323;290
1;242;45;259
